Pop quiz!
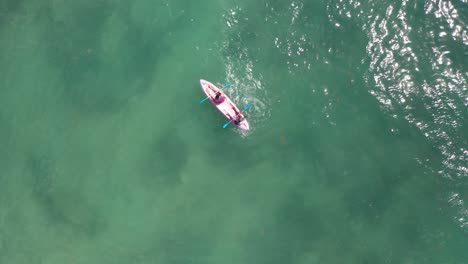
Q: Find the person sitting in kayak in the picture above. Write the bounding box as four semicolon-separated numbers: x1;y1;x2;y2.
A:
226;113;242;125
213;92;225;104
231;106;245;125
233;116;242;125
233;113;245;125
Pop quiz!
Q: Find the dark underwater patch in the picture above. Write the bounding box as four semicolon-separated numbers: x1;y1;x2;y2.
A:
42;1;166;115
202;134;264;175
140;130;189;190
27;152;105;238
0;0;24;28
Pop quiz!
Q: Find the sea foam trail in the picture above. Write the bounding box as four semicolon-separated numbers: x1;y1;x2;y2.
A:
220;6;272;134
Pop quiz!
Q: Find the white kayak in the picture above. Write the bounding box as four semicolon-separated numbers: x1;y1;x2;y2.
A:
200;79;250;131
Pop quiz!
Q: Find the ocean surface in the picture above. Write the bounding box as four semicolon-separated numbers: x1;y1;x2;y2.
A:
0;0;467;263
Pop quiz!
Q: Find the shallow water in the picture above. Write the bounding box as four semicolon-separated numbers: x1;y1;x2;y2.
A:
0;0;467;263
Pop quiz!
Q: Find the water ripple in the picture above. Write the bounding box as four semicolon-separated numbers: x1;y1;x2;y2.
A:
221;6;271;133
428;0;468;44
329;0;468;230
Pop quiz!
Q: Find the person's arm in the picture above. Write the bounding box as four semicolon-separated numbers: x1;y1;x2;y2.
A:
231;106;240;115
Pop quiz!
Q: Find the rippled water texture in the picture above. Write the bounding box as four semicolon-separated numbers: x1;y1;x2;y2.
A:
223;0;467;229
330;0;468;229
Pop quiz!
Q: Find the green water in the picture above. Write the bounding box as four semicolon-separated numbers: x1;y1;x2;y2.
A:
1;0;467;263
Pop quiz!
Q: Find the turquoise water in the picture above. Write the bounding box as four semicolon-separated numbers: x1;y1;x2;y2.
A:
1;0;467;263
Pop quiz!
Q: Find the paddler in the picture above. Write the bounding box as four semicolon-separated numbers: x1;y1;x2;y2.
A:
231;106;245;125
213;91;225;104
233;117;242;125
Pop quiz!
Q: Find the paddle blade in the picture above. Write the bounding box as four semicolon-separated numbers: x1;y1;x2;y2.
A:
222;120;232;128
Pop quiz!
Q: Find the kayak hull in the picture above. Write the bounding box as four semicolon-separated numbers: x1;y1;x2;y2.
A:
200;79;250;131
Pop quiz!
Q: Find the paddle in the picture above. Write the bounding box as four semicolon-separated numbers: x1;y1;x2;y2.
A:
222;103;253;129
199;83;231;104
